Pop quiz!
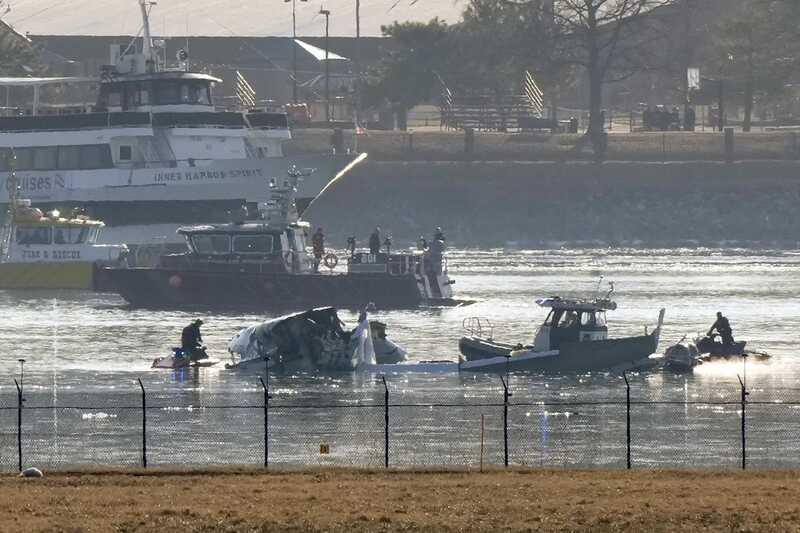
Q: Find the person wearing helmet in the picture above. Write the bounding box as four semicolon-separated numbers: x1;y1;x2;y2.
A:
433;227;445;242
181;319;208;361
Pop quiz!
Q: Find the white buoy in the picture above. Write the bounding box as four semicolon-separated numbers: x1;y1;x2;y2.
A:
19;467;44;478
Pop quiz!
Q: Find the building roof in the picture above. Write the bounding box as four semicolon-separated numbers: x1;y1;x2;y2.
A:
2;0;467;38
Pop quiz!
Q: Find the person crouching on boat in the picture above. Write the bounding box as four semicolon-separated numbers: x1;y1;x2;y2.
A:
181;319;208;361
312;227;325;273
708;312;735;347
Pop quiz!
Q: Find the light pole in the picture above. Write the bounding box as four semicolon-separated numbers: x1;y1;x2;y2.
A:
354;0;361;147
319;7;331;123
285;0;308;104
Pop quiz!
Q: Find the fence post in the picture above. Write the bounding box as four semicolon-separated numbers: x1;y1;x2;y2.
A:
382;376;389;468
137;378;147;469
623;372;631;469
14;379;22;472
259;375;270;469
738;374;748;470
500;376;511;467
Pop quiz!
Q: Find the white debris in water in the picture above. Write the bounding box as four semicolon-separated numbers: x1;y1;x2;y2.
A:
81;412;117;420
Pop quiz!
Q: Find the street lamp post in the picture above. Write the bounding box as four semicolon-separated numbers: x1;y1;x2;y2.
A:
354;0;361;148
320;7;331;123
285;0;308;104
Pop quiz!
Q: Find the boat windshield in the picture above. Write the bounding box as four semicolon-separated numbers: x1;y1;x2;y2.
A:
16;226;52;245
233;235;274;254
192;234;231;254
53;227;90;245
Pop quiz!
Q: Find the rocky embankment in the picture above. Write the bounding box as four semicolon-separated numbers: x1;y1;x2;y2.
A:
304;160;800;248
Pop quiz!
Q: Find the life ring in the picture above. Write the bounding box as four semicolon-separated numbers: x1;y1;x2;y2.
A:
323;253;339;269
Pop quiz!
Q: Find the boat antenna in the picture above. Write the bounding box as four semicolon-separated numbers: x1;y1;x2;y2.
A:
17;358;25;398
593;275;604;300
605;281;615;300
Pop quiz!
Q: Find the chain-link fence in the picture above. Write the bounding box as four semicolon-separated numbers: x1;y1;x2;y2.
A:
4;375;800;471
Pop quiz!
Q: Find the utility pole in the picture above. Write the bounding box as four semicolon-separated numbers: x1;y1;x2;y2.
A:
354;0;361;144
285;0;308;104
320;7;331;123
682;0;693;125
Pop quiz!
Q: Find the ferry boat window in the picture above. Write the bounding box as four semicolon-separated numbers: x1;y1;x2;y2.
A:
192;234;231;254
54;227;89;245
16;226;52;245
233;235;273;254
0;148;11;170
581;312;597;327
108;89;122;108
57;146;82;170
155;81;180;105
596;312;607;327
80;145;113;169
13;148;33;171
119;146;133;161
33;147;58;171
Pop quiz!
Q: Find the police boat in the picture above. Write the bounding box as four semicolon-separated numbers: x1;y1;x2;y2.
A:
459;289;665;373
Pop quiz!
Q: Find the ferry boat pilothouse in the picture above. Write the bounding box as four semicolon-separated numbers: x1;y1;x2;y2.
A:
0;0;362;262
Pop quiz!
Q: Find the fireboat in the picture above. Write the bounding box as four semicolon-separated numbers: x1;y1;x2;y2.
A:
98;169;468;309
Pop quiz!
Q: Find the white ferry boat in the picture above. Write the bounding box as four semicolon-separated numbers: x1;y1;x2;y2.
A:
0;0;362;263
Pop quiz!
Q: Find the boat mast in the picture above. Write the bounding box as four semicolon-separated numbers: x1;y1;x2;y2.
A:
139;0;156;72
1;150;18;261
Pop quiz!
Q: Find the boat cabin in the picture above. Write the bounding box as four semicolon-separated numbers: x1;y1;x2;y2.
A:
166;220;313;274
532;297;615;351
3;200;127;264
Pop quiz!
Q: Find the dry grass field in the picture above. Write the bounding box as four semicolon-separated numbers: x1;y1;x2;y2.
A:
3;469;800;532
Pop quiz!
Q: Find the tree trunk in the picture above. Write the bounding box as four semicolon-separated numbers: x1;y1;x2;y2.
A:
588;68;606;158
743;76;754;133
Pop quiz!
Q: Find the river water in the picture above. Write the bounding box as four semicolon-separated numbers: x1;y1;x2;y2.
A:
1;248;799;469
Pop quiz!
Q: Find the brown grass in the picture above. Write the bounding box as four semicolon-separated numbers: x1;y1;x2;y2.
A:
3;468;800;532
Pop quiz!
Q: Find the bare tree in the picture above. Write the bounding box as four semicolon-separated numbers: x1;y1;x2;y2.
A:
551;0;673;153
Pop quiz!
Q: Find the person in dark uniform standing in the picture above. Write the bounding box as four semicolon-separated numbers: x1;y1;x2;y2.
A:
181;319;207;361
369;227;381;255
708;312;735;346
433;227;445;243
311;227;325;272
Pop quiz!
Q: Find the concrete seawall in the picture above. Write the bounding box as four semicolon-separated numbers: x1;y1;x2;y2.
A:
304;160;800;248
